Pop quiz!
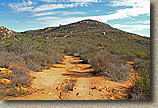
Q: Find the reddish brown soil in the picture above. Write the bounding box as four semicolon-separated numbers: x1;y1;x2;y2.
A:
6;55;135;100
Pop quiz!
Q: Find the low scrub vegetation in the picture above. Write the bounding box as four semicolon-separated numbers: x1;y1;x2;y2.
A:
0;37;63;99
128;59;150;100
90;50;131;82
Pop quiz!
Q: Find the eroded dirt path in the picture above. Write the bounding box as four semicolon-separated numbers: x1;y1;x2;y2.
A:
6;55;135;100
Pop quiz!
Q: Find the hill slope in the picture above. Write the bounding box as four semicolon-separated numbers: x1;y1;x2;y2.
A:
21;19;150;60
0;26;19;39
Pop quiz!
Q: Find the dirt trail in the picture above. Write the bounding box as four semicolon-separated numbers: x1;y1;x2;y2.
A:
6;55;135;100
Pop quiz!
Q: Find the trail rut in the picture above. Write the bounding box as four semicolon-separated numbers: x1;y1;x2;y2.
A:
6;55;135;100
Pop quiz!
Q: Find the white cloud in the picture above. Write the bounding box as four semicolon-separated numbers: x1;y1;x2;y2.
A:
127;20;150;24
36;16;57;20
27;1;33;5
33;4;66;12
8;0;34;12
19;7;34;12
77;0;149;22
24;21;33;23
111;24;150;37
136;20;150;24
45;0;149;24
112;24;150;30
70;0;100;2
9;0;33;7
62;11;85;15
63;7;149;23
109;0;150;16
0;3;6;6
35;16;85;26
33;12;58;17
32;11;85;17
9;1;89;12
33;3;88;12
109;0;150;7
39;0;101;3
9;5;33;12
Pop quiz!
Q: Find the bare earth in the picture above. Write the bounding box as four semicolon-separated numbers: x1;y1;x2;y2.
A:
6;55;135;100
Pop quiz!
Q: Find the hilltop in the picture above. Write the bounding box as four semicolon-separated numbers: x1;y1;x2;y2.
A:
0;26;20;39
22;20;114;36
22;19;148;38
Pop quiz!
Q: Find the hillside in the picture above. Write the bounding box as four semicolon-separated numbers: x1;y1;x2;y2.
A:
0;20;150;100
0;26;20;39
22;19;150;60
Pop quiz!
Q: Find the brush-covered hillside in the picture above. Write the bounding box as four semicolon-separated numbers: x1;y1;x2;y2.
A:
22;19;150;60
0;20;150;100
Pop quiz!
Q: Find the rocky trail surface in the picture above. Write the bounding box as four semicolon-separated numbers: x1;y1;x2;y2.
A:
6;55;135;100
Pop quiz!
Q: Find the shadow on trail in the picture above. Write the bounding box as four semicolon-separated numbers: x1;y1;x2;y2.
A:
62;71;101;78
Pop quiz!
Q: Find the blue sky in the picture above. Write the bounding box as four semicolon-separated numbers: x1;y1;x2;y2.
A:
0;0;150;37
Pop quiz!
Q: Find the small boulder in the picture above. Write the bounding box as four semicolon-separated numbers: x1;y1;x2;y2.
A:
102;32;106;35
0;79;11;85
74;53;80;57
0;68;12;74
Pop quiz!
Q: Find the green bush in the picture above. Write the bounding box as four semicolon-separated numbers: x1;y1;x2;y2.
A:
129;59;150;100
